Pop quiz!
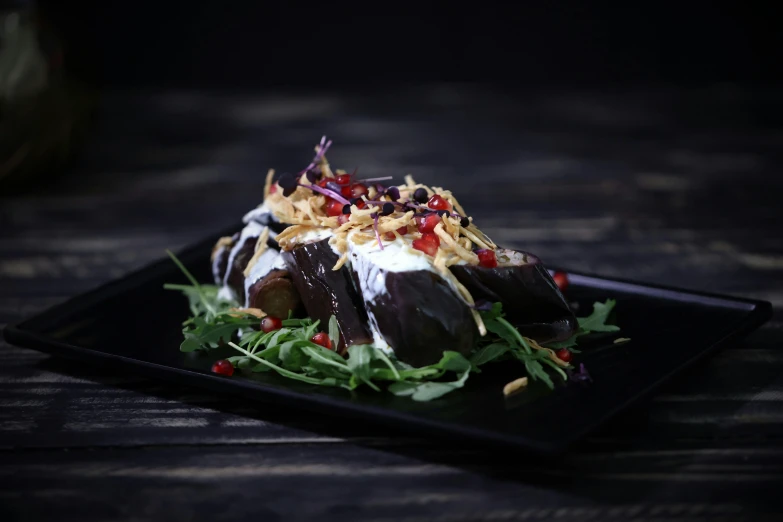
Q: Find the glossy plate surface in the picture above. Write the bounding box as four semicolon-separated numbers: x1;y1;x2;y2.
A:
3;227;772;454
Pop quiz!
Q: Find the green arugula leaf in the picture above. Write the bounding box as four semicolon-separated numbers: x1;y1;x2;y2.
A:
389;370;470;401
328;315;340;350
167;241;623;402
470;342;510;366
577;299;620;332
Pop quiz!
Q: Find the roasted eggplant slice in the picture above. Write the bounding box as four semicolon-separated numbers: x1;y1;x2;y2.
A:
357;269;478;367
282;239;373;351
246;269;301;319
450;249;577;343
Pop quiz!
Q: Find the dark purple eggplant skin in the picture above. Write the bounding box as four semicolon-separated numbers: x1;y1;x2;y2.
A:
361;270;478;367
219;232;286;302
450;252;577;343
224;237;257;304
282;239;373;350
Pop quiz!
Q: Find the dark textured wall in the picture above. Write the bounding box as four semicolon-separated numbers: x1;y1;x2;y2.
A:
38;1;781;89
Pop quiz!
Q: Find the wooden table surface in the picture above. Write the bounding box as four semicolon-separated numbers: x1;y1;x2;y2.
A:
1;86;782;521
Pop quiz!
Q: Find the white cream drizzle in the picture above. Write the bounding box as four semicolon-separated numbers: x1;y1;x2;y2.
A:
243;249;287;307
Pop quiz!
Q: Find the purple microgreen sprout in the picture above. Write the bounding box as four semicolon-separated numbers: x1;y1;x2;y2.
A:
300;182;351;205
355;176;394;183
568;363;592;384
299;136;333;175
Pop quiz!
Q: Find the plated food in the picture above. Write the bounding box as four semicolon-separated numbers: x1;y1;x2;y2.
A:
167;138;622;400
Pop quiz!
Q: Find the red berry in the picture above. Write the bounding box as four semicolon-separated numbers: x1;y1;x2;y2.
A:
556;348;572;363
476;249;498;268
420;232;440;246
412;238;438;256
340;185;353;197
325;199;344;217
427;194;450;211
260;316;283;333
350;183;369;198
335;174;351;185
211;359;234;376
269;184;278;194
311;332;332;349
383;226;408;241
552;271;569;292
415;213;442;233
337;214;350;225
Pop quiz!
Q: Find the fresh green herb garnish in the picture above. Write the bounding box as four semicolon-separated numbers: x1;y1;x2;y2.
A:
164;252;621;401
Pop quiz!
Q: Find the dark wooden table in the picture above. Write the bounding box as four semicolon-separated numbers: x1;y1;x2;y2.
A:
2;86;782;521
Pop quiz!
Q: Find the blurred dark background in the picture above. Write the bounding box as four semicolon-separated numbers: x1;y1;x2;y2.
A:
35;1;783;89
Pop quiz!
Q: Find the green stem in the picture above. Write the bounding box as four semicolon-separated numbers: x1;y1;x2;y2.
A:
166;250;218;318
374;349;401;380
496;317;533;354
228;342;328;386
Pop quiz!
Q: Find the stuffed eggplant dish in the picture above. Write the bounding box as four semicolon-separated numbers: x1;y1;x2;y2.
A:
168;138;622;401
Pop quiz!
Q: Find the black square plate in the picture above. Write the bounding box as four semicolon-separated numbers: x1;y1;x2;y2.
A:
3;227;772;454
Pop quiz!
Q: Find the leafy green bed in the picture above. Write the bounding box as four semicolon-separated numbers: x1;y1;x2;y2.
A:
166;252;620;401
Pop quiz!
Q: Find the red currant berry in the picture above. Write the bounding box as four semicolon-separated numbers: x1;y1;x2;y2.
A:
427;194;450;210
420;232;440;246
311;332;332;349
552;271;569;292
476;249;498;268
412;238;438;256
415;213;441;234
260;316;283;333
556;348;572;363
325;199;344;217
350;183;369;198
211;359;234;376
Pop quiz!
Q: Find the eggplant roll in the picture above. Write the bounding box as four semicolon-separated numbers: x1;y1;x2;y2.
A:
450;249;577;343
282;239;374;351
212;220;301;318
349;239;478;367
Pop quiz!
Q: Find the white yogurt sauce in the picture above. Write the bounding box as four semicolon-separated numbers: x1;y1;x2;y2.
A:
243;248;287;307
221;220;267;288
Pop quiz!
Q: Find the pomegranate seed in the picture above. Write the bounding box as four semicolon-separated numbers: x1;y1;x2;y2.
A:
383;226;408;241
556;348;573;363
260;316;283;333
552;271;569;291
427;194;450;211
476;249;498;268
340;185;353;197
335;174;351;185
420;232;440;246
317;178;331;188
325;199;344;217
354;199;367;210
211;359;234;376
337;214;350;225
415;213;441;233
269;184;278;194
311;332;332;349
350;183;368;198
412;238;438;256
